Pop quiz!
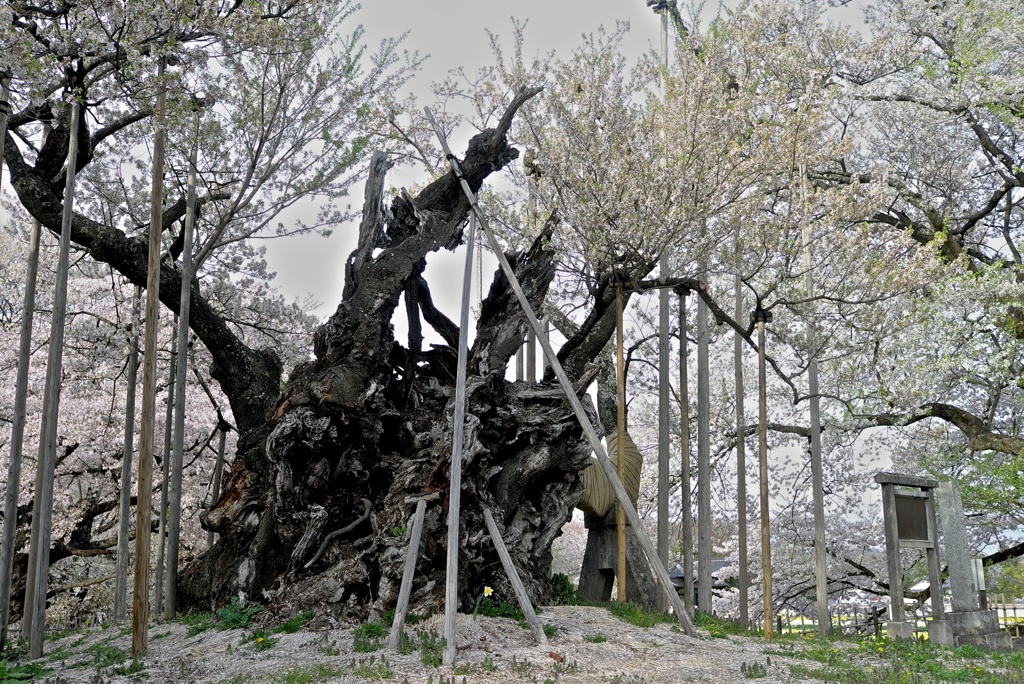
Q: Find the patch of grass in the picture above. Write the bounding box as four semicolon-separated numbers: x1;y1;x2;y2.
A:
351;655;392;679
151;631;172;641
0;659;51;682
693;612;761;638
606;602;673;629
474;598;525;621
177;611;215;636
417;631;444;667
481;655;497;672
272;610;315;634
543;623;558;638
109;657;146;678
353;619;388;652
215;597;262;630
242;629;278;652
318;633;340;656
0;639;29;662
270;663;342;684
509;655;533;674
213;676;253;684
584;633;607;643
740;659;769;679
87;643;127;668
548;573;580;606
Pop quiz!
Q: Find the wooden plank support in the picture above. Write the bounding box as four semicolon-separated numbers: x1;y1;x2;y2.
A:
482;508;548;645
388;492;438;650
424;106;696;637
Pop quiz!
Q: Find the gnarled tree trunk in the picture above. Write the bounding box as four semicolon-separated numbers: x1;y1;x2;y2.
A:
179;89;600;619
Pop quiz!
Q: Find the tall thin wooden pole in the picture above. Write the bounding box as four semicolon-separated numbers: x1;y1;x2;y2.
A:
154;322;176;616
443;212;477;666
113;286;142;624
696;281;712;613
20;122;52;646
0;214;42;648
164;133;199;619
426;106;695;635
800;164;829;635
134;56;167;657
756;317;773;638
526;327;536;382
678;292;694;616
26;99;81;659
615;285;627;603
735;229;749;627
656;2;672;614
515;345;524;382
0;72;10;188
207;424;228;550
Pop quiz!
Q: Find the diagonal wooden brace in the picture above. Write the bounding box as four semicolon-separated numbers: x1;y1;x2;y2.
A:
425;106;696;637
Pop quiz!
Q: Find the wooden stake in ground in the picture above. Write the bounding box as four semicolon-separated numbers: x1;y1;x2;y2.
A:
388;492;438;650
0;217;41;646
25;99;81;659
424;101;696;636
696;270;712;613
134;56;167;657
678;291;694;617
482;509;547;645
615;285;627;603
734;227;749;628
114;286;142;625
753;309;773;638
441;206;478;666
164;132;199;620
154;321;176;616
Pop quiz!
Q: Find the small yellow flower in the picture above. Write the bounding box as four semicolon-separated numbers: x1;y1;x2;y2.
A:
484;586;493;597
257;637;264;643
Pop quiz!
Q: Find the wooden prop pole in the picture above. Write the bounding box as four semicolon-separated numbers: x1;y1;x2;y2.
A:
678;292;694;617
442;206;478;665
25;100;81;659
134;55;167;656
482;509;547;644
757;318;773;638
425;107;696;637
114;286;142;624
0;210;41;646
164;132;199;619
615;285;627;602
388;493;437;650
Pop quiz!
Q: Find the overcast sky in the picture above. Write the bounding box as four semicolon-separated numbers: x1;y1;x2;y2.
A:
266;1;673;316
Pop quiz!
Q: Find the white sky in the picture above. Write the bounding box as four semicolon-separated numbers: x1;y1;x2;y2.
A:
265;1;674;318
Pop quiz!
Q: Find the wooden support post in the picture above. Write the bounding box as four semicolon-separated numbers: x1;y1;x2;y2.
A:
678;291;694;617
756;316;773;638
164;131;199;620
388;493;438;650
425;105;696;637
800;164;829;636
443;209;477;666
482;509;547;645
114;286;142;624
154;324;176;616
0;216;42;648
696;275;712;614
134;55;167;657
25;100;81;659
734;229;749;628
526;327;536;382
615;285;627;603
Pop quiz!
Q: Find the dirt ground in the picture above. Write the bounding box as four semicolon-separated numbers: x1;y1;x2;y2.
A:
27;606;837;683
